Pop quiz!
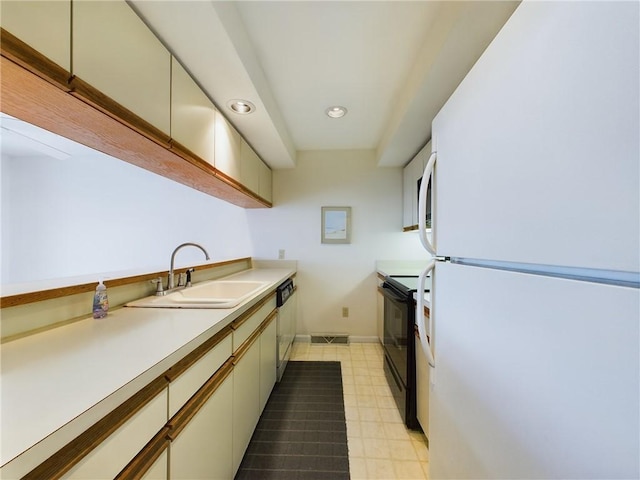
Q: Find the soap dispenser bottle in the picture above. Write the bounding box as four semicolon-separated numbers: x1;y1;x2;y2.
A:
92;280;109;319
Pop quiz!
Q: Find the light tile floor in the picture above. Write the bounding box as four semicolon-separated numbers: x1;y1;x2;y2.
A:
290;342;430;480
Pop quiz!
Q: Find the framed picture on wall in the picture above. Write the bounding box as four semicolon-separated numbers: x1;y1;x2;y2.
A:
321;206;351;244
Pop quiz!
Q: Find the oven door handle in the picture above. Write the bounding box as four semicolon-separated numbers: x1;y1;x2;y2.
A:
379;285;408;304
417;260;435;367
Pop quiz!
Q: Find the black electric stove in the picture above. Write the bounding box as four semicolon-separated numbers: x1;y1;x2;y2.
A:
378;275;428;431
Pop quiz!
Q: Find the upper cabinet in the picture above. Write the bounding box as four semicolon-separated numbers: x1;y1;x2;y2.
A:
214;111;242;181
240;140;261;195
170;58;216;165
0;0;71;71
2;0;272;208
258;159;273;203
72;0;171;136
241;139;273;203
403;140;432;231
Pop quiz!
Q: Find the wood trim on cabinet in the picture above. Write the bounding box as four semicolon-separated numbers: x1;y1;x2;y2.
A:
166;359;234;440
68;75;171;148
114;427;170;480
0;257;252;308
163;325;233;383
169;140;271;208
231;323;263;366
258;309;278;334
0;28;70;91
230;292;277;331
0;55;270;210
23;375;169;480
232;308;276;366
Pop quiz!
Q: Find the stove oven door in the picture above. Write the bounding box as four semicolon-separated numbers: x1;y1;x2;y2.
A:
380;286;409;387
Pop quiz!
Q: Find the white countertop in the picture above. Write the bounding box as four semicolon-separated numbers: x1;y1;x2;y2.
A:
375;259;430;278
0;267;294;468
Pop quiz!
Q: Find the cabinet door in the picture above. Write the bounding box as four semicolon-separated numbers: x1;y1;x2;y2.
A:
377;287;384;344
214;111;242;180
170;374;233;480
171;57;216;165
72;0;171;134
259;318;277;410
240;139;261;194
0;0;71;70
402;163;414;229
63;389;168;479
258;159;273;203
232;341;261;475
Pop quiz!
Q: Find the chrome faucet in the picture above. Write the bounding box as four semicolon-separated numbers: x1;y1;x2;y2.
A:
168;243;210;290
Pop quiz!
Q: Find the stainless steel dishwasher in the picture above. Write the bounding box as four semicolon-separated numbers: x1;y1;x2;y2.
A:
276;278;296;381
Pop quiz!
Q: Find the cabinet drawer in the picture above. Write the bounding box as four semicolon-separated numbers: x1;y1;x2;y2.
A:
232;294;277;351
167;330;233;418
64;389;168;479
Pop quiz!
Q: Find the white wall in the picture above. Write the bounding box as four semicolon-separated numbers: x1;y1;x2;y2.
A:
1;149;252;287
1;137;428;341
247;149;428;339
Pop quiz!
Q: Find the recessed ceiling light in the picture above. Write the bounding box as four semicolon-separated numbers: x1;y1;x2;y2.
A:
227;99;256;114
325;106;348;118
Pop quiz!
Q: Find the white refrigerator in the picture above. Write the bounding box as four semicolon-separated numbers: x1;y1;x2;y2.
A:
415;1;639;479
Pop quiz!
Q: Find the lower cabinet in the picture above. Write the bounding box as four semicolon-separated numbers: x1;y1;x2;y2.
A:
232;310;278;475
259;317;277;411
170;373;234;480
9;290;283;480
232;339;261;475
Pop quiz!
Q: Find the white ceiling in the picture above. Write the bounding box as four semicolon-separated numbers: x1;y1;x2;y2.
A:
2;2;519;170
129;1;519;169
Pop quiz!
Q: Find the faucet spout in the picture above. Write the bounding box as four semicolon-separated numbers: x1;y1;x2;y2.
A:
168;242;210;290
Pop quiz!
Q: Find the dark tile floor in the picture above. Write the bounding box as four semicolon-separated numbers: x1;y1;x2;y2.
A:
235;361;350;480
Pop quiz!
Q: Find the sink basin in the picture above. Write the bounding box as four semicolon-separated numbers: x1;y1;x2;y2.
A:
126;280;270;309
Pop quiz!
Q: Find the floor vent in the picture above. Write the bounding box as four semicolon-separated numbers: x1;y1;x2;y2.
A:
310;334;350;345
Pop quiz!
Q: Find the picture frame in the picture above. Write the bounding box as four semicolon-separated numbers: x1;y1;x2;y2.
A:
321;206;351;244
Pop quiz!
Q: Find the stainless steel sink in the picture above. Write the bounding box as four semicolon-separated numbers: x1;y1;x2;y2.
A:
126;280;270;309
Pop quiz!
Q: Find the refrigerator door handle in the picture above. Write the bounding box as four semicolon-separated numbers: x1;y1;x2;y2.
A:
418;151;437;256
417;259;436;367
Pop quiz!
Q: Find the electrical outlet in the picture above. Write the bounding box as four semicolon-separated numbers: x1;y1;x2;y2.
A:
278;249;285;259
342;307;349;318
